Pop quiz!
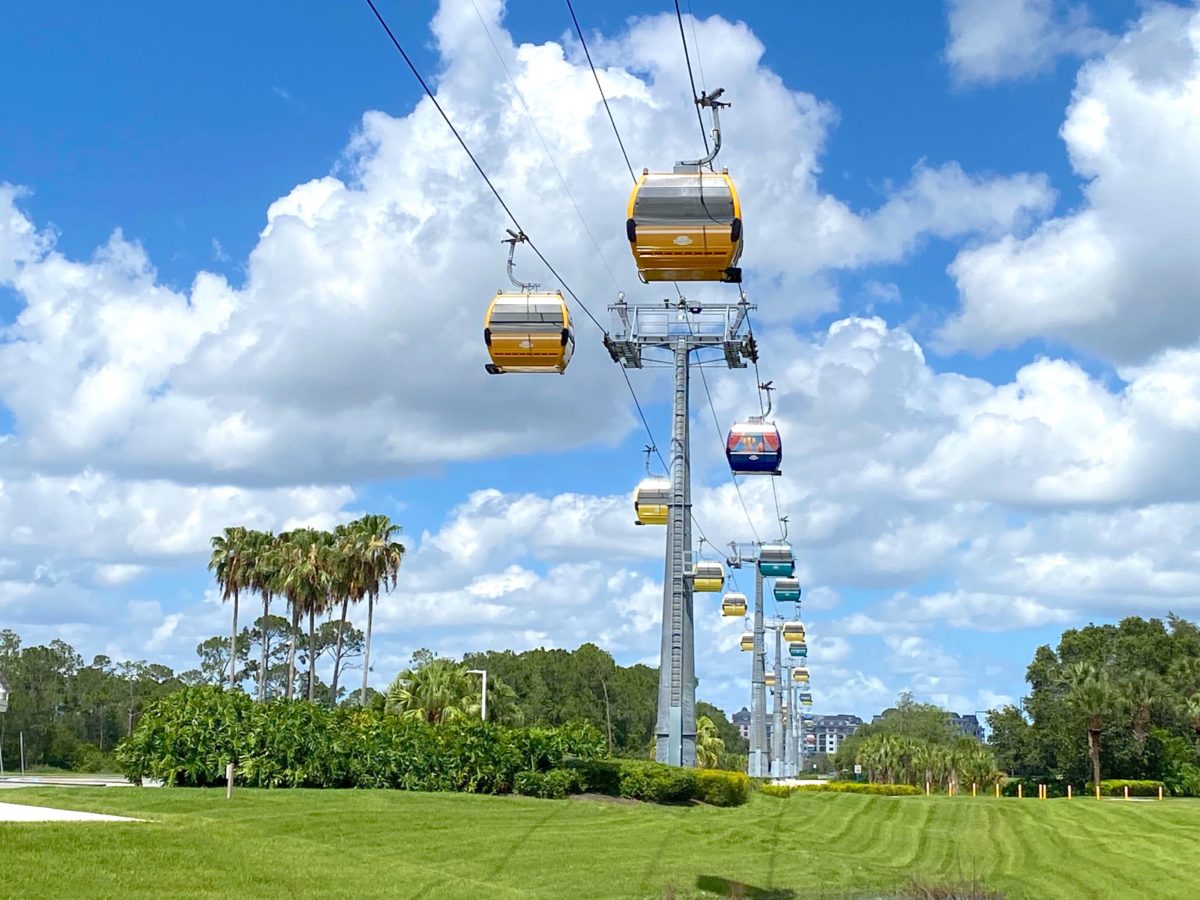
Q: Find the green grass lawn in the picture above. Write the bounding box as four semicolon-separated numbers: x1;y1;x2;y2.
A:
1;788;1195;898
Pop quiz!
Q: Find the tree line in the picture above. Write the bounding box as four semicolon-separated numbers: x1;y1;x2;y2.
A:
207;514;405;706
833;693;1001;791
987;614;1200;794
0;627;747;771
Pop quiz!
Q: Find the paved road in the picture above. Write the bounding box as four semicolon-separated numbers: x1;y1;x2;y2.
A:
0;800;142;822
0;775;133;790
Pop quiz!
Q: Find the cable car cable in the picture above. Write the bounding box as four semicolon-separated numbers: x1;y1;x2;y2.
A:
687;0;708;90
674;0;710;159
366;0;709;553
469;0;625;297
742;309;787;531
682;314;764;544
363;0;606;333
365;0;744;588
561;3;746;562
566;0;636;184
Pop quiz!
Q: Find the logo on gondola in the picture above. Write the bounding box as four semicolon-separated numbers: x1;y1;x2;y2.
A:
672;235;693;246
519;339;533;348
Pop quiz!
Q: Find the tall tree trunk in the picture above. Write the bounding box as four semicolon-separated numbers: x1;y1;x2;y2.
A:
600;676;614;755
307;607;316;703
286;606;300;701
331;596;349;703
258;593;270;702
229;591;239;691
1088;728;1102;792
361;594;374;708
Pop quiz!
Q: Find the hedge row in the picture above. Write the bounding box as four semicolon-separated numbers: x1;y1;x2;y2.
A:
116;686;752;806
562;759;750;806
761;781;921;797
1089;779;1167;797
116;686;604;792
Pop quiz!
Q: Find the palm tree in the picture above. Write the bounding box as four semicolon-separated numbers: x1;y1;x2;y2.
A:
328;525;359;702
383;658;474;723
242;530;277;701
695;716;725;768
1169;657;1200;696
351;514;406;707
1184;692;1200;742
1124;669;1160;749
208;526;249;691
1064;663;1125;794
272;528;332;702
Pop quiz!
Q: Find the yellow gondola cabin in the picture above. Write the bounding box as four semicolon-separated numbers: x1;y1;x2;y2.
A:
692;560;725;592
721;592;747;617
626;169;743;284
633;478;670;526
483;291;574;374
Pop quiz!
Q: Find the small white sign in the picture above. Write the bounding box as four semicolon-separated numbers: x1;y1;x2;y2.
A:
854;764;862;775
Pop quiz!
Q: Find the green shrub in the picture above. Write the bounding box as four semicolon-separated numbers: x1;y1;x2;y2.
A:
514;768;582;799
566;758;750;806
791;781;920;796
695;769;750;807
615;760;697;803
1165;763;1200;798
759;783;793;798
565;759;623;795
116;686;601;794
1088;779;1167;797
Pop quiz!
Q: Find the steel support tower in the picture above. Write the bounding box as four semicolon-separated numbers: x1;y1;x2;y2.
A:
606;298;756;767
728;543;769;776
770;622;784;776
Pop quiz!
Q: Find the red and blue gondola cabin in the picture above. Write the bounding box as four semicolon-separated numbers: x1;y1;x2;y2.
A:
726;420;782;475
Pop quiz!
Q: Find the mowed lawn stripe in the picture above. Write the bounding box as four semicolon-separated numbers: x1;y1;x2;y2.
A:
4;788;1200;898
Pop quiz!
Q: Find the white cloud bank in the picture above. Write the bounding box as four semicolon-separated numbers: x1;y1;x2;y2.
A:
941;2;1200;362
945;0;1112;84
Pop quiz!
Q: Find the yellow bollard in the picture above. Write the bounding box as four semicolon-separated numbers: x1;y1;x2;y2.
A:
1095;784;1101;801
925;781;931;796
1159;785;1164;801
995;783;1000;798
972;782;977;797
1068;785;1073;800
1124;785;1130;800
1018;784;1023;799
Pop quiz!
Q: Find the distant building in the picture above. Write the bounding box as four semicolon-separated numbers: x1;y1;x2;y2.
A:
950;712;983;741
808;714;863;756
870;706;985;742
731;707;751;740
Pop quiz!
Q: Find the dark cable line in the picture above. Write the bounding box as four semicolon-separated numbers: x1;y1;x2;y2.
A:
363;0;608;332
674;0;710;158
566;0;637;184
365;0;752;577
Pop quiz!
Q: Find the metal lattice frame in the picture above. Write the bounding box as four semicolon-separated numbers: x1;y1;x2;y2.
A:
607;298;755;767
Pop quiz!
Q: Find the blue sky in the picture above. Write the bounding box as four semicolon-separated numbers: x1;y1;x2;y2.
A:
4;0;1200;722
